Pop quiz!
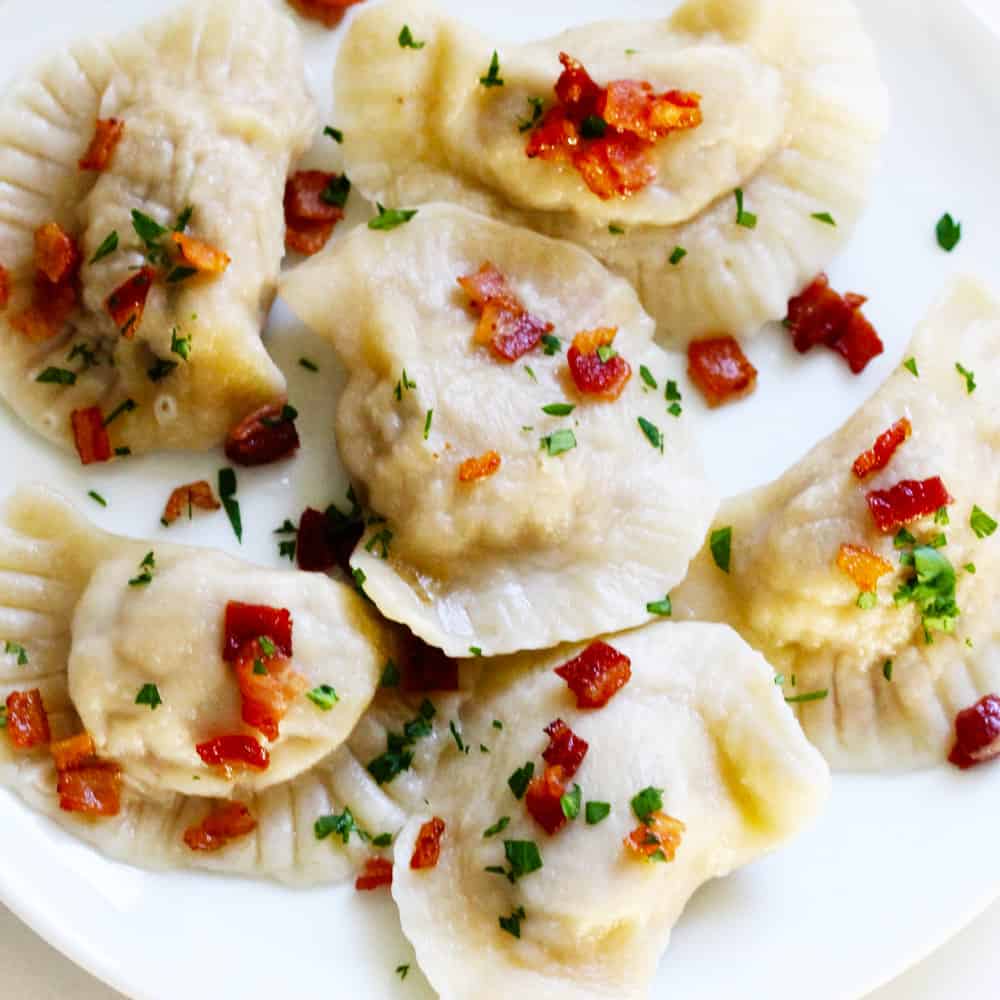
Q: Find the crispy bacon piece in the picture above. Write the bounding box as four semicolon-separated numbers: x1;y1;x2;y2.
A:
183;802;257;852
5;689;50;749
866;476;953;533
223;601;293;662
624;810;685;861
525;764;569;836
555;640;632;709
852;418;912;480
78;118;125;171
105;266;156;337
836;543;893;593
233;638;309;742
687;336;758;407
50;732;95;772
567;327;632;401
948;694;1000;770
196;734;270;771
288;0;365;28
34;223;81;285
57;763;121;816
161;480;221;525
458;450;501;483
785;274;884;374
169;232;230;275
526;53;702;200
283;171;346;255
224;400;300;467
458;262;553;362
410;816;446;869
70;406;112;465
297;507;344;574
355;856;394;891
542;718;588;779
11;273;79;341
285;220;337;256
402;634;459;692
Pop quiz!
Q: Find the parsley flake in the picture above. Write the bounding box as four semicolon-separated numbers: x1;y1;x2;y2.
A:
710;526;732;573
785;689;829;704
298;357;319;373
936;213;962;252
173;206;194;233
103;398;136;426
394;368;417;400
971;505;998;539
469;646;483;657
315;807;366;844
324;126;344;143
499;906;526;938
508;762;534;800
882;659;893;682
90;230;119;264
631;786;663;822
218;467;242;542
734;188;757;229
935;506;951;526
893;544;960;640
135;683;161;710
646;595;672;617
171;327;192;361
483;816;510;838
856;591;877;610
449;719;468;754
88;490;107;507
372;833;393;848
542;402;575;416
518;96;544;133
369;203;418;231
637;416;663;452
503;839;542;880
639;365;657;390
4;641;27;666
811;212;837;226
609;224;625;235
366;699;436;785
131;209;168;249
128;551;156;587
307;685;339;710
903;357;919;377
540;429;577;457
479;51;504;88
524;365;538;381
579;114;607;139
35;367;76;386
423;408;433;440
560;783;582;820
585;801;611;825
955;362;976;394
321;174;351;209
395;965;410;980
380;660;401;688
541;334;562;355
668;246;687;266
398;24;425;48
147;358;178;382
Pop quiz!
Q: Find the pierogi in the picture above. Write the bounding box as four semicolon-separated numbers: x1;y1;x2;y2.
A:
673;277;1000;770
0;0;316;458
334;0;888;345
279;204;718;657
392;621;830;999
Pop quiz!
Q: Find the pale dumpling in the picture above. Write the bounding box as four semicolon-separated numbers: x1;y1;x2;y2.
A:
334;0;888;345
0;0;317;456
279;204;718;657
391;621;830;999
673;277;1000;770
0;486;397;883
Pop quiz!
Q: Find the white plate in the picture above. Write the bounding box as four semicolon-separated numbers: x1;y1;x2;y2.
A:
2;0;1000;997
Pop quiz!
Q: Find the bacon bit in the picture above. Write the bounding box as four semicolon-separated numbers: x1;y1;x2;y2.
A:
105;266;156;338
11;274;79;341
410;816;446;870
224;400;300;467
283;171;346;256
233;639;309;742
866;477;953;533
70;407;112;466
458;262;553;362
297;507;342;573
402;634;459;692
624;810;685;861
949;694;1000;770
78;118;125;171
161;480;221;525
568;327;632;400
57;763;121;816
287;0;365;29
458;450;501;483
34;223;80;285
5;689;50;749
285;220;337;256
196;734;270;771
169;232;230;275
836;543;893;593
222;601;293;662
542;718;589;779
687;336;757;407
50;732;95;772
183;802;257;852
525;764;569;836
555;640;632;709
526;53;702;200
355;856;394;891
0;264;9;309
785;274;884;374
852;418;912;480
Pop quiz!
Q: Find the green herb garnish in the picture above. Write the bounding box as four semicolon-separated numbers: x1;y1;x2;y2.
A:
811;212;836;226
508;762;534;800
307;685;339;710
955;362;976;394
631;786;663;822
479;51;504;88
637;416;663;452
646;595;672;616
483;816;510;838
35;367;76;385
541;402;575;416
88;490;107;507
540;429;576;457
90;231;119;264
734;188;757;229
128;551;156;587
135;683;161;710
710;526;732;573
936;213;961;252
560;783;582;820
669;246;687;266
4;641;27;666
218;467;242;542
785;689;829;704
639;365;657;390
585;801;611;825
518;96;544;133
971;505;998;539
369;203;418;231
398;24;425;48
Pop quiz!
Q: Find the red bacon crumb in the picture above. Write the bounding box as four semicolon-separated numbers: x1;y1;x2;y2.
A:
57;764;121;816
542;718;588;779
169;232;230;275
78;118;125;171
785;274;884;374
525;764;570;836
355;856;394;891
866;476;953;533
161;480;221;525
223;601;293;662
50;732;95;772
233;638;309;742
196;734;270;771
105;266;156;337
285;220;336;256
567;328;632;401
555;640;632;709
224;400;300;467
526;53;702;200
9;224;81;341
624;810;685;861
284;171;346;256
410;816;446;869
288;0;365;29
458;450;501;483
458;262;553;362
35;223;81;285
852;418;912;480
949;694;1000;770
5;689;50;749
70;407;112;465
401;634;459;692
183;802;257;852
687;336;757;407
836;543;892;593
0;264;9;309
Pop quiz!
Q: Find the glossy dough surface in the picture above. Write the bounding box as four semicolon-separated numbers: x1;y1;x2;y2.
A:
280;204;718;656
392;621;830;999
674;277;1000;770
0;0;316;454
335;0;888;344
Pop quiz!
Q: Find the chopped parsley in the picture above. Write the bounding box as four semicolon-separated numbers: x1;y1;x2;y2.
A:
508;761;534;800
734;188;757;229
274;519;297;561
366;698;436;784
665;379;682;417
492;719;503;731
894;527;917;548
372;833;393;848
352;567;369;598
324;126;344;143
503;839;542;880
469;646;483;657
171;327;192;361
560;783;582;820
784;689;829;704
369;203;419;231
35;367;76;386
365;528;393;559
882;659;893;681
259;636;276;656
131;209;168;250
955;362;976;394
483;816;510;838
811;212;837;226
166;266;197;284
637;416;663;452
541;402;575;416
646;595;672;617
596;343;617;363
87;490;107;507
609;224;625;235
856;591;877;610
394;369;417;400
965;562;977;574
971;505;998;539
524;365;538;381
299;357;319;372
423;408;433;440
541;334;561;355
128;551;156;587
315;806;367;844
579;114;607;139
540;428;576;457
668;245;687;266
307;685;339;710
398;24;425;48
498;906;526;938
893;544;960;640
174;206;193;233
321;174;351;209
479;51;504;88
380;659;401;688
103;398;136;426
585;801;611;825
935;506;950;526
903;357;919;377
4;641;27;666
449;719;468;754
518;96;545;133
631;786;663;822
710;526;732;573
147;358;178;382
936;212;962;252
218;467;242;543
135;683;161;710
639;365;657;390
90;230;119;264
395;965;410;980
